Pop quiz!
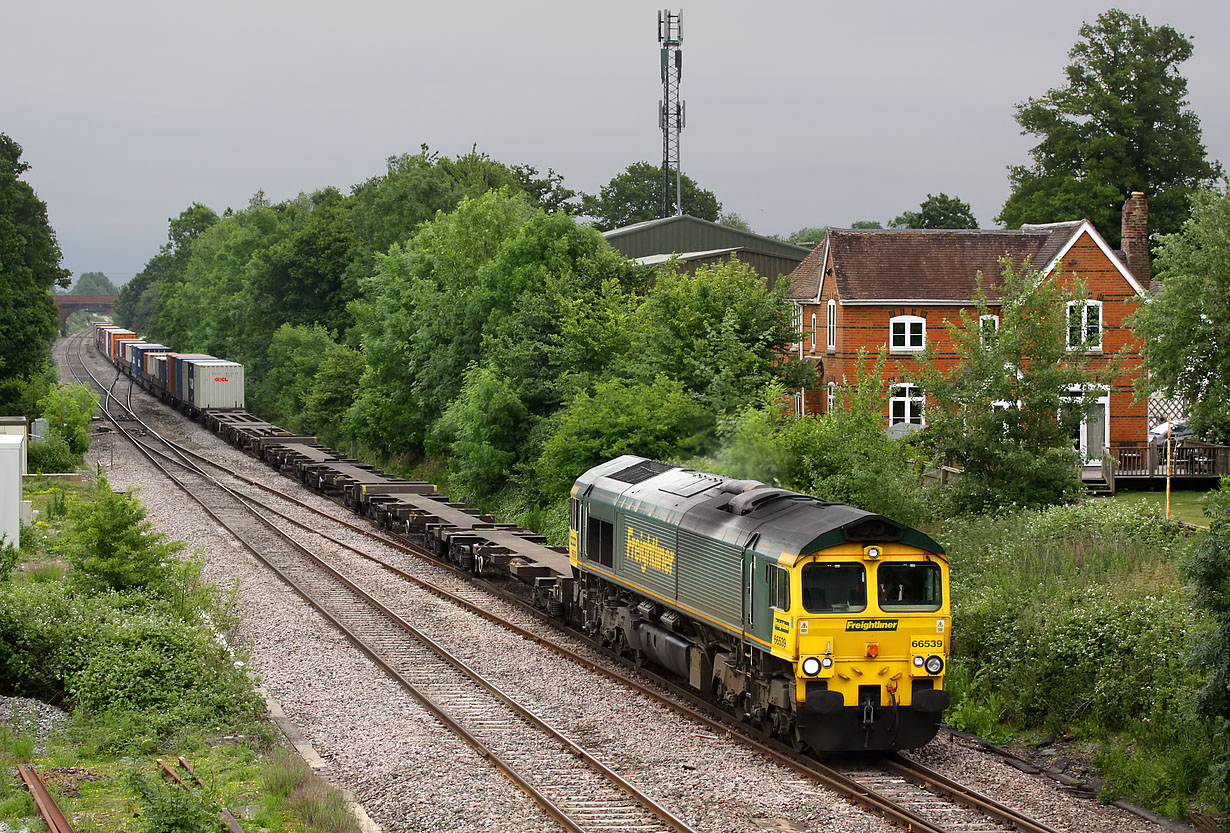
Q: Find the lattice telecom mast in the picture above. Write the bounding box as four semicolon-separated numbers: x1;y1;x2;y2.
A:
658;9;685;218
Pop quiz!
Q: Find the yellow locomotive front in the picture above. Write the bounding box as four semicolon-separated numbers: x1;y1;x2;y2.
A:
775;542;951;751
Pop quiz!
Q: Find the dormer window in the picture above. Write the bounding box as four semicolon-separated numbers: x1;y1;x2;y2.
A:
1066;300;1102;351
889;315;925;352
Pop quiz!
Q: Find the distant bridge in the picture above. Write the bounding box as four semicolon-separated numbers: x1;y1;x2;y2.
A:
53;294;117;333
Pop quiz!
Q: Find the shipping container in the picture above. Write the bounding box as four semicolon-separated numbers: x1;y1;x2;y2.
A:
167;354;213;402
148;354;168;390
130;344;170;378
186;359;244;410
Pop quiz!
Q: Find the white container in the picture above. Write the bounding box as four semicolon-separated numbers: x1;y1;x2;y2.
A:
188;360;245;409
0;417;27;475
0;435;24;548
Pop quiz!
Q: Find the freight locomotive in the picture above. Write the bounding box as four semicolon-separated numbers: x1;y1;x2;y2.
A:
90;323;951;752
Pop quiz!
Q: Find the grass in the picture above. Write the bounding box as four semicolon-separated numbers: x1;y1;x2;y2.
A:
1108;488;1211;527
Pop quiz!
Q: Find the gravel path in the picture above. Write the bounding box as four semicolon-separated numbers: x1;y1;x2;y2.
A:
64;335;1177;833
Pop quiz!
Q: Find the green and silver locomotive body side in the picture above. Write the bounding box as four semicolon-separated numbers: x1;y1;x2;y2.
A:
569;455;951;752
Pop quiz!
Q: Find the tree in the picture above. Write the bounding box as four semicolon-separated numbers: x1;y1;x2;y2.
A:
70;271;118;295
581;161;720;230
913;259;1105;512
39;383;98;458
997;9;1221;246
850;220;883;230
54;475;185;593
784;226;826;246
636;258;813;413
718;211;752;232
891;193;978;229
0;134;70;415
1129;187;1230;442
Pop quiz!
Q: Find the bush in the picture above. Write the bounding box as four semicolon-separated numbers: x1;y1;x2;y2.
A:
27;434;78;474
53;475;184;593
39;383;98;456
125;769;217;833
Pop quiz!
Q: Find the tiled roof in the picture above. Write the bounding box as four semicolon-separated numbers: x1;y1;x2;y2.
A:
786;223;1084;302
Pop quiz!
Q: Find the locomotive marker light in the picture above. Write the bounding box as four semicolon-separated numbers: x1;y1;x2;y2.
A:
801;656;822;676
925;655;945;675
863;545;881;560
821;656;834;669
866;643;880;658
913;655;925;667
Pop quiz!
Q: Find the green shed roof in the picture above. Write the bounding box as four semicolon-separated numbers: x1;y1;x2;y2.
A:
603;214;811;262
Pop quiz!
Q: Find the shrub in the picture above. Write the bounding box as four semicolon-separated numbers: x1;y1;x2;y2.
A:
38;383;98;456
27;434;78;474
125;769;217;833
53;475;184;593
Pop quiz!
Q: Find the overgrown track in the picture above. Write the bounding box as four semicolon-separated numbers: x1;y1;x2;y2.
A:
63;330;1065;833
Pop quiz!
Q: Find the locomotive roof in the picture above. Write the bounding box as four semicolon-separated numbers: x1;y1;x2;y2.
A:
574;456;943;561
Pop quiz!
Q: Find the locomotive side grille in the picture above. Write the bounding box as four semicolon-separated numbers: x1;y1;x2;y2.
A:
608;459;673;484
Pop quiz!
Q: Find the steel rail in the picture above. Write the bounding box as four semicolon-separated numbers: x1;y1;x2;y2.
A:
68;332;701;833
16;765;76;833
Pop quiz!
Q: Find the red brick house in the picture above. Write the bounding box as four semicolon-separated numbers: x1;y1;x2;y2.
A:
786;195;1152;461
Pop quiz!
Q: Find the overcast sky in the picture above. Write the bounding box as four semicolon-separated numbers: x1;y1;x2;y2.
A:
6;1;1229;285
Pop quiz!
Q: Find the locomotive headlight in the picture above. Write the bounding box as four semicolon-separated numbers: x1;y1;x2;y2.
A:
913;655;925;667
924;655;944;675
820;656;833;669
801;657;822;677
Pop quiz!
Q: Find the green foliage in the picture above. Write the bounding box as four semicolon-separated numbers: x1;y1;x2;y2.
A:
581;161;721;230
913;259;1103;512
27;434;77;474
53;475;185;593
69;271;118;295
997;9;1221;245
39;383;98;457
125;769;217;833
1129;186;1230;442
942;498;1226;817
890;193;978;229
718;211;752;232
1185;478;1230;726
0;134;70;414
434;366;531;500
637;258;813;413
784;226;827;245
534;376;710;499
704;361;932;528
848;220;883;230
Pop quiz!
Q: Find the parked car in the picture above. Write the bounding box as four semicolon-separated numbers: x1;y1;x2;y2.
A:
1149;421;1197;456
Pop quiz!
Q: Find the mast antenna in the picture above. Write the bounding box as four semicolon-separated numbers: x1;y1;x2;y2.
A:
657;9;685;218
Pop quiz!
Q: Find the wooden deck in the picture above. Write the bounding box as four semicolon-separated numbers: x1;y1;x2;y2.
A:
1104;444;1230;485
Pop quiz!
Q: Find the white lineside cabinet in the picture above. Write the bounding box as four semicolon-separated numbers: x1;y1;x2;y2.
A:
0;434;24;548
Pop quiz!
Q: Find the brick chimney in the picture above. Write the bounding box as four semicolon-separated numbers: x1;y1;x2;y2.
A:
1120;191;1150;285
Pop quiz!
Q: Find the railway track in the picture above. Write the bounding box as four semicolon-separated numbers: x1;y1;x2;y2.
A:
62;332;699;833
61;329;1068;833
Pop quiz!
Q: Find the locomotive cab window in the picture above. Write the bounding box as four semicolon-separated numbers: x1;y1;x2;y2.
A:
586;517;614;568
876;562;942;612
801;563;866;613
767;565;790;612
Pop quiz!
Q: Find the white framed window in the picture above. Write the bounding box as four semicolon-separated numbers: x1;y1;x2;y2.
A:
794;391;803;419
889;315;925;352
826;381;836;414
1066;300;1102;351
979;314;999;347
811;313;817;349
890;383;924;426
792;303;802;348
826;299;836;350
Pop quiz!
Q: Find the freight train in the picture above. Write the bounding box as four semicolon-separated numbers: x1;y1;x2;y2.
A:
91;323;951;752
